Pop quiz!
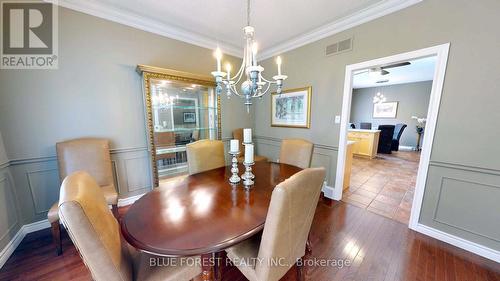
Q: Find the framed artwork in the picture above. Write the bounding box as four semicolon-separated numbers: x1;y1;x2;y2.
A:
183;112;196;123
271;86;311;128
373;102;398;118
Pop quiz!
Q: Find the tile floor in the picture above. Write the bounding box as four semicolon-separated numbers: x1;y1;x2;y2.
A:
342;150;420;224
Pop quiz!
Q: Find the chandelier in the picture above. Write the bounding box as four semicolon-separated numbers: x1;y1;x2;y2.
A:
373;92;387;104
211;0;287;111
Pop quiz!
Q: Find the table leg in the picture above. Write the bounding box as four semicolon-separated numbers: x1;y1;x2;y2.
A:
201;253;214;281
213;251;223;281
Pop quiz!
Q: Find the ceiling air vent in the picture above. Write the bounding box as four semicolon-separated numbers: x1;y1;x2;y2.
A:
325;38;353;56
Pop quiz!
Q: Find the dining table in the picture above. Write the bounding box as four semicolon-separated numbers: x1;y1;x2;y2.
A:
120;161;302;281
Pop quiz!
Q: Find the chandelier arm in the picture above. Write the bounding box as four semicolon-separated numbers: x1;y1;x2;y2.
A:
229;83;244;97
259;75;278;84
230;51;247;81
254;82;272;98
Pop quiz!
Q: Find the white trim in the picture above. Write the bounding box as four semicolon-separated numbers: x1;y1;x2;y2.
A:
414;224;500;263
46;0;242;57
322;185;335;199
398;145;415;151
45;0;423;60
22;220;51;234
258;0;423;60
117;193;145;207
0;226;24;268
0;220;53;268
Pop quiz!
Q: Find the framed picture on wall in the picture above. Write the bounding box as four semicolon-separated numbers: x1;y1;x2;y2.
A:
271;86;312;128
183;112;196;123
373;102;398;118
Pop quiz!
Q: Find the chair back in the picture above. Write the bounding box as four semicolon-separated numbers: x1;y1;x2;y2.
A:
377;125;395;154
279;139;313;169
360;122;372;129
232;128;245;155
393;123;407;141
255;167;326;281
58;172;132;281
186;139;225;175
56;138;113;186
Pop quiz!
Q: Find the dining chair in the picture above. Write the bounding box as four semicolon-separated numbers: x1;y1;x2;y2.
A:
48;138;118;256
232;128;268;163
186;139;225;175
391;123;407;151
279;139;314;169
225;167;326;281
360;122;372;129
377;125;395;154
58;171;201;281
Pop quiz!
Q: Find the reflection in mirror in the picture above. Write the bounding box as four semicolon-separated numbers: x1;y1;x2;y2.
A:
150;79;218;180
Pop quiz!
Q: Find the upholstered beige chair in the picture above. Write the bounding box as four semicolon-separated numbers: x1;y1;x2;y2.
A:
232;128;268;163
225;167;326;281
279;139;314;169
59;171;201;281
48;138;118;255
186;139;225;175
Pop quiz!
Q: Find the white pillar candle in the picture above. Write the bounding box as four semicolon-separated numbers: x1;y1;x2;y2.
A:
230;139;239;153
244;144;254;164
243;128;252;143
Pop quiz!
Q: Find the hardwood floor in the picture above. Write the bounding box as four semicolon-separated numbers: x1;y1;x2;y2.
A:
1;201;498;281
342;151;420;224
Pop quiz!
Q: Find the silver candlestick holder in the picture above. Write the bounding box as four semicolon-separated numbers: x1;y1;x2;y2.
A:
228;151;241;184
241;142;255;180
242;161;255;188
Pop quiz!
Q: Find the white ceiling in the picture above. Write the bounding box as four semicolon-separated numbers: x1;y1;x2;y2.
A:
54;0;422;59
352;56;437;89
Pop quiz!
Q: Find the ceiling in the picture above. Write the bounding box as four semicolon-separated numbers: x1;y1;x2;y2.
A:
352;56;437;89
54;0;421;59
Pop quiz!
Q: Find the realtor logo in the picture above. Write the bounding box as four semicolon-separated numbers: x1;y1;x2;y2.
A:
1;0;58;69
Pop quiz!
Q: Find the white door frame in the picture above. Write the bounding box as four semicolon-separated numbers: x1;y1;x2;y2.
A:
333;43;450;231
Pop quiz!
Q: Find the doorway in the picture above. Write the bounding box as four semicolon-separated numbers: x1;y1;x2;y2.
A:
334;44;450;230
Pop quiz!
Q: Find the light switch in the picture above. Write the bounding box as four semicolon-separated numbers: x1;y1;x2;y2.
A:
334;115;341;124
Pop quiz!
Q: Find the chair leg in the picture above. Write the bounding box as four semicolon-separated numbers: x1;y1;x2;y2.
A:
296;256;304;281
306;233;312;254
111;204;119;219
51;221;62;256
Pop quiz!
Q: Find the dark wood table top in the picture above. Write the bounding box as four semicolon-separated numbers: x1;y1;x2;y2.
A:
121;161;302;256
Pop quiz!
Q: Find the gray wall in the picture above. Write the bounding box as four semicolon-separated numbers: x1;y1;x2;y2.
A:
350;81;432;148
0;6;249;229
255;0;500;251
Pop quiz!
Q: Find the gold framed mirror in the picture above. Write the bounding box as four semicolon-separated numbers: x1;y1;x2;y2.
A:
137;65;221;187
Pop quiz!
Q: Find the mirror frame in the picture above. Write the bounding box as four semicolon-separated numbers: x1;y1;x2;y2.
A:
137;65;221;187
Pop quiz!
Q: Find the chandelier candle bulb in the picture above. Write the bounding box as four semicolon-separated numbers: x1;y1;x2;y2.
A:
243;128;252;143
244;143;254;164
276;56;282;76
215;47;222;72
230;139;239;153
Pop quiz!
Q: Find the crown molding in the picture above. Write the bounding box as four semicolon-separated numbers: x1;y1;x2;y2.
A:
46;0;243;58
258;0;423;60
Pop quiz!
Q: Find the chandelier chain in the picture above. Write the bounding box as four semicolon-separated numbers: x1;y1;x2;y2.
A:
247;0;251;26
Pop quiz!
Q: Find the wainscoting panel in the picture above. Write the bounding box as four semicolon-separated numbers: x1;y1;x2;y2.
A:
254;136;338;186
419;162;500;251
26;169;59;215
0;168;21;251
8;147;152;224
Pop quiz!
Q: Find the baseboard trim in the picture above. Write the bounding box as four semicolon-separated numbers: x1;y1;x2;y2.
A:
0;226;24;269
399;145;415;151
0;219;53;268
413;223;500;263
322;184;335;200
117;193;146;207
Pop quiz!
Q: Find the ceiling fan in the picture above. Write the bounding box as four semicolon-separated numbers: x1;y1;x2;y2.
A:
355;61;411;76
